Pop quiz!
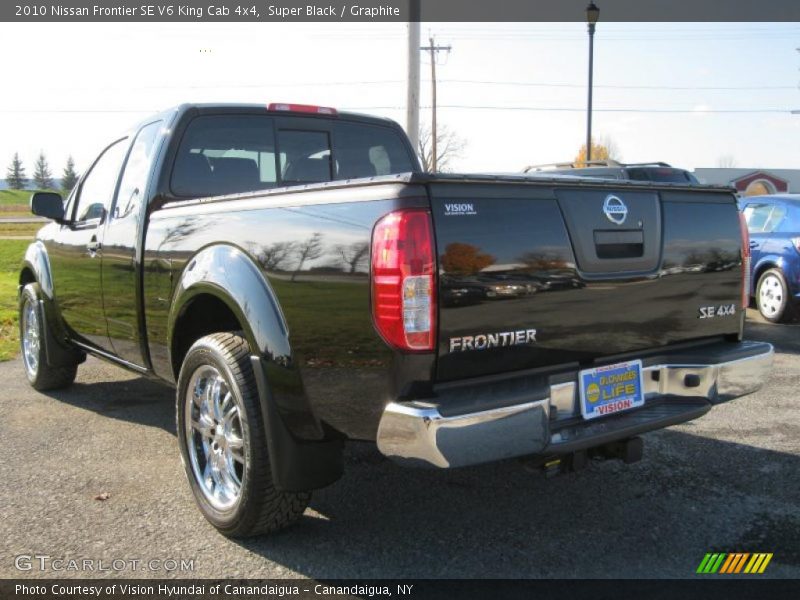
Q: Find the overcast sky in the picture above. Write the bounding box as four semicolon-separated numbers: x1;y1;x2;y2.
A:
0;21;798;178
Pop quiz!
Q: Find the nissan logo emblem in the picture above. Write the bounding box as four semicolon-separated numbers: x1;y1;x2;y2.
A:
603;195;628;225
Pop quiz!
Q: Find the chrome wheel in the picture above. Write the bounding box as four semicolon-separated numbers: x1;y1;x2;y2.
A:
758;273;784;318
21;298;41;378
184;365;246;511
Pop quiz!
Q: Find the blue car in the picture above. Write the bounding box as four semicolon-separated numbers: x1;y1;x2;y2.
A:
739;195;800;322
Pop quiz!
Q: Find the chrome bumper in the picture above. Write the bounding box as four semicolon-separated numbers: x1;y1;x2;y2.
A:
376;342;774;468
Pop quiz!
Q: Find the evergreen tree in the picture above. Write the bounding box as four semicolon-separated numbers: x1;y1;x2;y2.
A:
61;156;79;192
5;153;27;189
32;151;53;190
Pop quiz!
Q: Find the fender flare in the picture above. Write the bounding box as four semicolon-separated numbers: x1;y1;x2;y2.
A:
751;256;784;292
22;241;54;299
168;244;343;491
20;241;84;367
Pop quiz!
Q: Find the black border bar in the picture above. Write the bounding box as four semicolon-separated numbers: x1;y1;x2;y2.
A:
3;0;800;22
3;579;800;600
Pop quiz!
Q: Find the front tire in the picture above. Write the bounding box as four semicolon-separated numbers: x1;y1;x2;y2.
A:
176;332;310;537
19;283;78;390
756;268;796;323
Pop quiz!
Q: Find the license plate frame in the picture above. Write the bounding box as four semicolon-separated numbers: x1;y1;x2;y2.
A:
579;359;645;421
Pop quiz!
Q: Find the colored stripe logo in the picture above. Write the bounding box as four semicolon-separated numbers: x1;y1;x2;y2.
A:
696;552;773;574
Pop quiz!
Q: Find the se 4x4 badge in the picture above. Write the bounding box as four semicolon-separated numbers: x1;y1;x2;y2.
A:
698;304;736;319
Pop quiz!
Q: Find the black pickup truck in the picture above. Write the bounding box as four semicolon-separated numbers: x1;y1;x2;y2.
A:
20;103;773;537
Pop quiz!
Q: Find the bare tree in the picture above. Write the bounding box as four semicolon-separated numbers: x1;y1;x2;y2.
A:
337;241;370;273
258;241;296;271
291;233;324;281
418;123;467;172
716;155;738;168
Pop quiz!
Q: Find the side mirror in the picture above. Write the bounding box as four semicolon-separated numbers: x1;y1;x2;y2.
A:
31;192;65;222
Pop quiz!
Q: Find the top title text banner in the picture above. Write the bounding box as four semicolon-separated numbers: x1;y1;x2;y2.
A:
4;0;800;22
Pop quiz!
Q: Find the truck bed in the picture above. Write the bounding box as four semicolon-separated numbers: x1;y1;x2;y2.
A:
144;172;745;441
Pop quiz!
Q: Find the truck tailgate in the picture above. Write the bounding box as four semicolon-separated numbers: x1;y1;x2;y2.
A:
430;182;744;382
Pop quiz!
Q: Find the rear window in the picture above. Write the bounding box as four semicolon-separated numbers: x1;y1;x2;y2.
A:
332;121;414;179
278;130;333;184
743;203;772;232
744;203;786;234
171;114;414;198
627;168;693;183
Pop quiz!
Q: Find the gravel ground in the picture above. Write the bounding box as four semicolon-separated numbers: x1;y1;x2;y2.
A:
1;309;798;579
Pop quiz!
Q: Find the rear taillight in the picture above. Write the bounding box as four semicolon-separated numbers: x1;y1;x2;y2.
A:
371;209;436;352
739;211;751;309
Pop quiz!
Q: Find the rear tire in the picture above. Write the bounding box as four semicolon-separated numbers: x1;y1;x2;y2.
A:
756;268;795;323
176;331;310;537
19;283;78;391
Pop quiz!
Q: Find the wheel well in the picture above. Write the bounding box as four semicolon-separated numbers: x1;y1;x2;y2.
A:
19;268;35;287
171;294;244;379
752;262;779;293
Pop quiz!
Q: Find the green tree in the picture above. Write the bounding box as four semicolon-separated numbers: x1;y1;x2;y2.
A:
5;153;27;189
61;156;79;192
32;151;53;190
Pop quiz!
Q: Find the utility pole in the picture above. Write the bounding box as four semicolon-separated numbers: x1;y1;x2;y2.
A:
421;36;451;172
405;0;421;153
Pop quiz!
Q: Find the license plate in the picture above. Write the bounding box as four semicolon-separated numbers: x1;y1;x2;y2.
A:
579;359;645;420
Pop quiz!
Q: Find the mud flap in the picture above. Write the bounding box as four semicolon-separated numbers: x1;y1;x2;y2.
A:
250;356;343;492
36;298;85;368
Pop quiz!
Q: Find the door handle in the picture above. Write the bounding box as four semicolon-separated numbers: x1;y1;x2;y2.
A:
87;236;102;253
749;240;759;248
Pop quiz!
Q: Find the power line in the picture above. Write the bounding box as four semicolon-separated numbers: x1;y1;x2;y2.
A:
343;105;795;114
36;79;797;93
439;79;798;91
188;79;797;91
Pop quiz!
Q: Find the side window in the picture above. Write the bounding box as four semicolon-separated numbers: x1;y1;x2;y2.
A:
114;121;162;219
743;204;772;233
763;204;786;233
74;139;129;223
278;130;332;183
171;115;277;197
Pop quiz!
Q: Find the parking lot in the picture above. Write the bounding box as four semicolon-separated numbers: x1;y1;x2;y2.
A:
1;309;798;579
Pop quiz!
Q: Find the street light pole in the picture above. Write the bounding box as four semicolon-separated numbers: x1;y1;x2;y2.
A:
585;2;600;163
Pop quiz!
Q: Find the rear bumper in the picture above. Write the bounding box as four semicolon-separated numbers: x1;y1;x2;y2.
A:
376;341;773;468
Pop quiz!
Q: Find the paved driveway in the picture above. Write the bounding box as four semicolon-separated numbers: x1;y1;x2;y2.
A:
1;310;798;579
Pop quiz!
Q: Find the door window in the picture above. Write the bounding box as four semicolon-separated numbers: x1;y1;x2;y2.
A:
114;121;162;219
73;138;129;223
